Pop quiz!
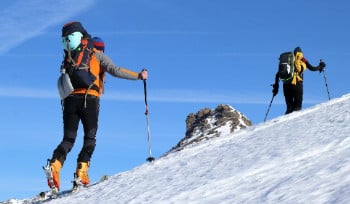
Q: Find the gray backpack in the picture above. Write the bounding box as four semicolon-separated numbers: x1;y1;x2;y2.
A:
278;52;295;81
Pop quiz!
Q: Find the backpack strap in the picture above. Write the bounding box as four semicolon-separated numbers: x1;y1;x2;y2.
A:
65;38;90;68
78;38;92;68
64;38;100;93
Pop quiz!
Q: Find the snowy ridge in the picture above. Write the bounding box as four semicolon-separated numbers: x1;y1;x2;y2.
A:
4;94;350;203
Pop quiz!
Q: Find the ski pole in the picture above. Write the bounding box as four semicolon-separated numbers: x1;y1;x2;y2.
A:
320;60;331;100
264;95;275;122
143;77;155;162
322;70;331;100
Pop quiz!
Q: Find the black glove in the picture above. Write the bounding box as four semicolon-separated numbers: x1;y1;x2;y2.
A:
318;61;326;72
272;83;279;96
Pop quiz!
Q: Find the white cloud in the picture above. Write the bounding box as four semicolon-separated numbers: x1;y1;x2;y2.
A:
0;0;96;54
0;86;266;103
0;86;57;99
0;86;324;105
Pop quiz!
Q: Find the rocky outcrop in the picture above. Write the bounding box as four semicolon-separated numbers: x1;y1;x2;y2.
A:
167;104;252;153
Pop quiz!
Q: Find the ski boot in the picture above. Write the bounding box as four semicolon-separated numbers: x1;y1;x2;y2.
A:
72;162;90;192
43;159;62;196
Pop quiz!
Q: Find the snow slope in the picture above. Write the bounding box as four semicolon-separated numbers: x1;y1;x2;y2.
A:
4;94;350;204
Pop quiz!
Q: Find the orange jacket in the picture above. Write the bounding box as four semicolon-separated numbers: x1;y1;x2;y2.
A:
73;52;140;97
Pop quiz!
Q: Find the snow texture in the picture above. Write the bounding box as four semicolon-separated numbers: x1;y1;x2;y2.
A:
3;94;350;204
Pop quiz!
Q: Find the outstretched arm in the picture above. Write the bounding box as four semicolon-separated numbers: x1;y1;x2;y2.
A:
303;57;326;72
95;52;143;80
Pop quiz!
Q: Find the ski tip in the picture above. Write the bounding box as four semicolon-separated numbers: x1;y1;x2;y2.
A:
146;157;155;162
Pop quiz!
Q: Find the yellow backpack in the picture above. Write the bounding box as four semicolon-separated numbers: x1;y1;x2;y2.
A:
292;51;306;85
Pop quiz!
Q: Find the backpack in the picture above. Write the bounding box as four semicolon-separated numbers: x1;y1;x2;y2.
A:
62;38;99;92
278;52;295;81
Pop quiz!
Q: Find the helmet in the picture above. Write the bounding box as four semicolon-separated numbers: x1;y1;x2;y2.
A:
62;21;86;37
62;31;83;51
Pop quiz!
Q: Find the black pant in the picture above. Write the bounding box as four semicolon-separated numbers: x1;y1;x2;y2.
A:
51;95;100;165
283;83;303;114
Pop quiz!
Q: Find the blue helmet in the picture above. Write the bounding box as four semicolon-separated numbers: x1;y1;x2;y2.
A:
62;31;83;51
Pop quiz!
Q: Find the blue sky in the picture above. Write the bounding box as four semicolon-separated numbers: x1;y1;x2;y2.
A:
0;0;349;200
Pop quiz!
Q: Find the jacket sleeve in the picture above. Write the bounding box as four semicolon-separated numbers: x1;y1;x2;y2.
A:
302;57;320;71
94;52;140;80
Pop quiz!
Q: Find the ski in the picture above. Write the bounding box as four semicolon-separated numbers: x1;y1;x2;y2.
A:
36;174;109;202
36;189;73;203
36;190;78;203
